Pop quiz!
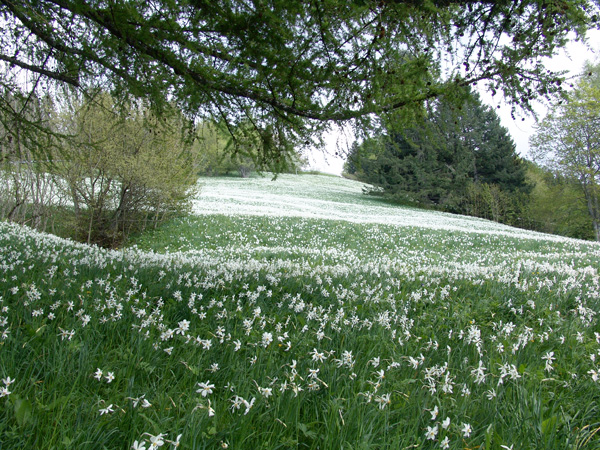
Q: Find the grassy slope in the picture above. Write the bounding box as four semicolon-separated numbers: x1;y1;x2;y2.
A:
1;174;600;450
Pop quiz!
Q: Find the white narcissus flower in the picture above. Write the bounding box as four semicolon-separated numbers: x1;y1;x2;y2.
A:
258;386;273;398
196;381;215;397
207;401;215;417
441;417;451;429
99;404;114;415
131;440;147;450
430;405;439;420
230;396;243;411
261;332;273;347
177;319;190;334
440;436;450;449
243;397;256;415
147;433;165;448
310;348;326;363
170;434;182;448
375;393;391;409
425;424;438;440
461;423;472;437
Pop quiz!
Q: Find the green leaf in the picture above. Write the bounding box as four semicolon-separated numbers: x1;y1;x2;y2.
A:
542;415;558;435
485;423;493;449
139;412;160;430
13;395;33;427
298;423;318;439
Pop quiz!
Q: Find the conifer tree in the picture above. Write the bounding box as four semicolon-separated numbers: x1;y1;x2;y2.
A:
1;0;598;166
347;90;528;216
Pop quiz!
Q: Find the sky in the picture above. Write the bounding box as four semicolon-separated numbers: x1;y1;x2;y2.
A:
307;30;600;176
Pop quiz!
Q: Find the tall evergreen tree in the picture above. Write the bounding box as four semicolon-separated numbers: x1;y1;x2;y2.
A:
347;91;528;215
433;93;528;193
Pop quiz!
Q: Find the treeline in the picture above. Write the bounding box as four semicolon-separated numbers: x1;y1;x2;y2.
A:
0;91;199;247
344;89;597;241
0;89;304;247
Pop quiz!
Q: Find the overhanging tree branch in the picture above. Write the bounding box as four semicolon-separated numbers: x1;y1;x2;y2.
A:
1;0;598;166
0;53;80;87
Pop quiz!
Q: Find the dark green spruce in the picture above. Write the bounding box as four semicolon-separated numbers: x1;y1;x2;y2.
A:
345;90;530;223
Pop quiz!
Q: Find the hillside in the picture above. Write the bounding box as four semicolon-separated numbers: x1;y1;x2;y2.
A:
191;174;540;237
1;174;600;449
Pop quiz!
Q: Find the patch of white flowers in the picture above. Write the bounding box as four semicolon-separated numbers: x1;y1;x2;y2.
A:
1;174;600;449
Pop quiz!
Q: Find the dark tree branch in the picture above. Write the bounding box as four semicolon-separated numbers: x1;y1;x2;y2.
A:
0;53;80;87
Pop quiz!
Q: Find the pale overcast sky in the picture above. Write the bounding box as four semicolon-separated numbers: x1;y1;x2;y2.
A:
308;30;600;175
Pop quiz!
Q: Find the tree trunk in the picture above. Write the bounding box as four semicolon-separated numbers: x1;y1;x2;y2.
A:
582;180;600;241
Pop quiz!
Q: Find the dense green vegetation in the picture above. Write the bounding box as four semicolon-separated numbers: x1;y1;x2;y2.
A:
344;68;600;242
2;2;599;244
3;1;598;167
530;63;600;241
0;88;309;248
1;174;600;449
344;90;530;224
0;1;599;446
0;91;200;248
194;122;307;178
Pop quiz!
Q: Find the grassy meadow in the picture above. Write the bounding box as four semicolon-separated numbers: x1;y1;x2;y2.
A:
1;173;600;449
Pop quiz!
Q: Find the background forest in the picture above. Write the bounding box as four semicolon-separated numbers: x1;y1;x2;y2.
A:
2;62;600;246
0;90;305;247
344;63;600;241
2;0;600;244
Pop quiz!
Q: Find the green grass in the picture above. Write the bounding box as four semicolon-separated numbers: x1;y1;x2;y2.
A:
1;175;600;449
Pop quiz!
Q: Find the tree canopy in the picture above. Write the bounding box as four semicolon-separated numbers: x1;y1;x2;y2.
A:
530;62;600;240
1;0;599;163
